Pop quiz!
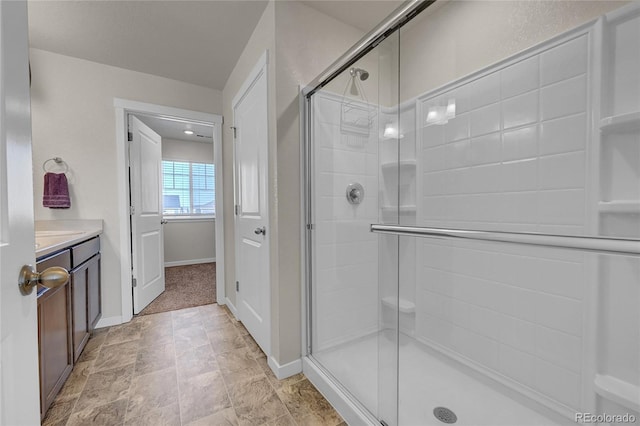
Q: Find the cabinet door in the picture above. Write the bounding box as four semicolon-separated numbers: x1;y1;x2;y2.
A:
38;282;73;418
71;264;89;362
87;254;101;331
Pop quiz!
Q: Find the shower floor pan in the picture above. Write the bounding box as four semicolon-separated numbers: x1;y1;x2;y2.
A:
315;332;568;426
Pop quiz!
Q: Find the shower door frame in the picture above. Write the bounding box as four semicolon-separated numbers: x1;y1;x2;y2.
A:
299;0;434;356
299;3;434;424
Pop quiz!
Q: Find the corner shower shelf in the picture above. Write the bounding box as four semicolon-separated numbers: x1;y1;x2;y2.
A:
381;205;417;214
600;111;640;133
381;296;415;314
598;200;640;213
381;159;417;172
594;374;640;412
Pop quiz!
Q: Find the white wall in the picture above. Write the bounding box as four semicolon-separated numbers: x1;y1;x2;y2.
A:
162;138;214;163
163;220;215;266
161;138;215;266
30;49;222;320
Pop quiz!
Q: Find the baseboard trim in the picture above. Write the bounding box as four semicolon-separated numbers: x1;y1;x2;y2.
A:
164;258;215;267
268;356;302;380
225;297;239;320
95;315;123;329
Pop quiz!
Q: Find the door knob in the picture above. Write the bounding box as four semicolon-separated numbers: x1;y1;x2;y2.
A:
18;265;69;295
254;226;266;236
161;219;168;225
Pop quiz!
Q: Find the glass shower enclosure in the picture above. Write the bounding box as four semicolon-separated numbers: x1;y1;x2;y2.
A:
303;2;640;425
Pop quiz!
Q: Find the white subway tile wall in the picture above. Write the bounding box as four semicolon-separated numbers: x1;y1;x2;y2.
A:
420;33;589;232
312;93;380;350
416;33;591;410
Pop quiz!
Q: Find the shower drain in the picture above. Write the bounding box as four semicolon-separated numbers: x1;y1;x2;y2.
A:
433;407;457;424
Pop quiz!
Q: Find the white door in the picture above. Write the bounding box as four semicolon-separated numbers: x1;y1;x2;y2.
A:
233;53;270;355
0;1;42;424
129;116;165;314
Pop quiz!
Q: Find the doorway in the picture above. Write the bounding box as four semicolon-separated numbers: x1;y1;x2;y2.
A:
132;113;217;315
114;99;225;323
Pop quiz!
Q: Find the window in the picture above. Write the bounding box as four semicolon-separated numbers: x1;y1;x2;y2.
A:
162;160;215;216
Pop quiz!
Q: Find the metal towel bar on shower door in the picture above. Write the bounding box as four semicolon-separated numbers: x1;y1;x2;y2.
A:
370;224;640;256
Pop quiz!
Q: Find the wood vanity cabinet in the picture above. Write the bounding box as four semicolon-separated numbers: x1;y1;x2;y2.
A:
37;235;101;418
37;249;73;419
70;237;101;361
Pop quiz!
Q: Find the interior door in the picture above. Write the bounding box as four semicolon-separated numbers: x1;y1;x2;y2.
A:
130;116;165;314
0;1;42;424
233;54;270;355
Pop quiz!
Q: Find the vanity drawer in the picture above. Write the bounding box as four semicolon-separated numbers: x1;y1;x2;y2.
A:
71;237;100;268
37;249;71;272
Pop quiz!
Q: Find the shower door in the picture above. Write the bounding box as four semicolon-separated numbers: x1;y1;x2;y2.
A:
307;30;401;426
389;2;640;425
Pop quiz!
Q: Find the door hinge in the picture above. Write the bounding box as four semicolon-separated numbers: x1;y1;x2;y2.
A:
306;223;314;230
236;281;239;292
129;205;135;215
230;126;237;139
235;204;240;215
127;131;133;142
132;277;137;287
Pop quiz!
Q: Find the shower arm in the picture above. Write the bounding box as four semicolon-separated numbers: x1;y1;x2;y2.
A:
370;224;640;257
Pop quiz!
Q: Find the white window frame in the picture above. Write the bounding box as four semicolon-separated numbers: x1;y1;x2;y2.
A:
162;158;216;220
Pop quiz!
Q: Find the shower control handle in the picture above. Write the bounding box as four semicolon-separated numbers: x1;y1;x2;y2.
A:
346;182;364;205
254;226;266;236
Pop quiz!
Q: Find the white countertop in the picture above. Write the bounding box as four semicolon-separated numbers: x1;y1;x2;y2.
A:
35;220;103;259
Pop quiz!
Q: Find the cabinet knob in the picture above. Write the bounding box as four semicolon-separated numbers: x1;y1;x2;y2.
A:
18;265;69;295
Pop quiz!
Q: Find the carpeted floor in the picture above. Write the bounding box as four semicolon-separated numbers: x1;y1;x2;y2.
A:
139;262;216;316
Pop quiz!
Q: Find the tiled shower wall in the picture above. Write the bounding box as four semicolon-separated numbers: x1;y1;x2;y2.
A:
420;34;590;235
312;93;380;350
415;31;592;411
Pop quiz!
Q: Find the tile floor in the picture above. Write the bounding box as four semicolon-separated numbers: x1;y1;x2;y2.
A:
42;304;345;426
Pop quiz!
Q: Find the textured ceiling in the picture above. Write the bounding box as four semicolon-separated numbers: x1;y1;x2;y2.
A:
27;0;402;90
27;0;269;90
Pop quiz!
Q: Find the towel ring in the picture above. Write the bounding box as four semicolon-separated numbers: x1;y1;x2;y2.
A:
42;157;69;173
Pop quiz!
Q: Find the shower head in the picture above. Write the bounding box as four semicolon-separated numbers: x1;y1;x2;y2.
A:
350;67;369;81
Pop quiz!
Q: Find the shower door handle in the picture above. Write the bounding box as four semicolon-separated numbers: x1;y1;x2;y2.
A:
254;226;266;236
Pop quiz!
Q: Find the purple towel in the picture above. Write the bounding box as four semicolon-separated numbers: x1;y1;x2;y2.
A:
43;172;71;208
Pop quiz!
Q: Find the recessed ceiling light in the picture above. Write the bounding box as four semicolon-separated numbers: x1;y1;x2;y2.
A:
184;130;194;135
